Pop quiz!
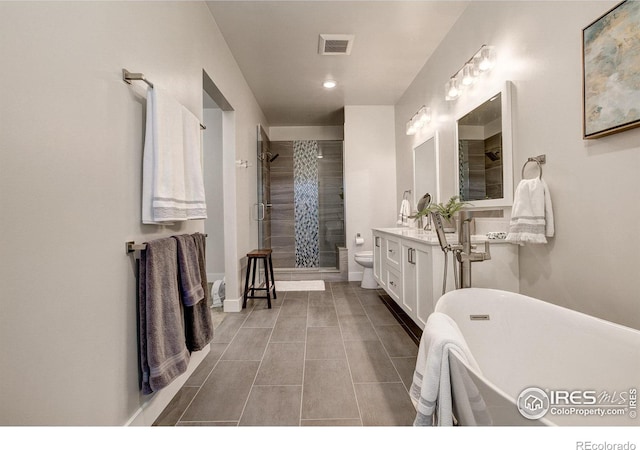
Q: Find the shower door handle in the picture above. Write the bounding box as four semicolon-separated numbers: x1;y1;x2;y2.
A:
255;203;265;221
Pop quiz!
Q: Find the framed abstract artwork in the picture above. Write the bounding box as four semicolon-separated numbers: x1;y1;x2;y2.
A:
582;0;640;139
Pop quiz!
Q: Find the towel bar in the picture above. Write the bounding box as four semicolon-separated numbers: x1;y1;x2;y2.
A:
521;154;546;179
122;68;206;130
126;234;208;254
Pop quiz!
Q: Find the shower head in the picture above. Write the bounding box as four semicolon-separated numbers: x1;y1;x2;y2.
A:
269;153;280;163
485;151;500;161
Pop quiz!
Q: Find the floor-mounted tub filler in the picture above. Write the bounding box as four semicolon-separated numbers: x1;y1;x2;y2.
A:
415;288;640;426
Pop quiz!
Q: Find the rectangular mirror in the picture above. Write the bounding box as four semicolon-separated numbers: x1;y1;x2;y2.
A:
455;81;513;208
413;131;440;211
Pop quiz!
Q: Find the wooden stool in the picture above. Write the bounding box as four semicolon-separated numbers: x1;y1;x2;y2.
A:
242;249;277;309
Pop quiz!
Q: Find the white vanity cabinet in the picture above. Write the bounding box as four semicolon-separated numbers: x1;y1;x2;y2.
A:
401;241;436;328
372;228;519;330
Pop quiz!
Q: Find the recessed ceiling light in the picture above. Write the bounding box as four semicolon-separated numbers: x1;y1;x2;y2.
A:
323;80;337;89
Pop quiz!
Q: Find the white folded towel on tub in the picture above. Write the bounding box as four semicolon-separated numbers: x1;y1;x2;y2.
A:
142;87;207;224
410;312;480;426
506;178;554;245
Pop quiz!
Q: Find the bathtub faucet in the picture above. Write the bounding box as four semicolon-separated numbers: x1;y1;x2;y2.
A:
456;210;491;289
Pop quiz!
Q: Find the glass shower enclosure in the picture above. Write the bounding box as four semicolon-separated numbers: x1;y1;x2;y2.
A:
256;126;345;270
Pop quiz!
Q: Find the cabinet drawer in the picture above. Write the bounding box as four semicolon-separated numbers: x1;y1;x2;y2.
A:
386;268;402;302
385;238;401;270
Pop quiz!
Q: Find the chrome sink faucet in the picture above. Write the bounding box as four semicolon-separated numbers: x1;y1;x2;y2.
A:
455;210;491;289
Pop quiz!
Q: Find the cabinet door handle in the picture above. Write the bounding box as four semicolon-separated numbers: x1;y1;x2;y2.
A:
408;248;416;264
389;280;396;287
375;237;380;247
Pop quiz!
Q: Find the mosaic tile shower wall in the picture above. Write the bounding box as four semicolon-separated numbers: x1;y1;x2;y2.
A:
293;140;320;268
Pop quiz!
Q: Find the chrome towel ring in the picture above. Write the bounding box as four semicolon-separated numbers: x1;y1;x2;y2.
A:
521;155;546;180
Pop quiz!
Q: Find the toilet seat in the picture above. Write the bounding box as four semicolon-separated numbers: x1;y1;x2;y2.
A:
355;250;373;260
354;250;377;289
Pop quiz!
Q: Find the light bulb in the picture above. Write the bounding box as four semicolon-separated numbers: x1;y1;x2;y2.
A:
461;64;476;86
405;120;416;135
446;78;460;100
323;80;337;89
417;107;431;126
478;47;494;71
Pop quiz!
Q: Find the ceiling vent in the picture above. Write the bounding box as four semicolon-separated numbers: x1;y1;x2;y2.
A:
318;34;354;55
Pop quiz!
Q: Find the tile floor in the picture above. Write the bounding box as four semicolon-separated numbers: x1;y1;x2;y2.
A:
153;281;420;426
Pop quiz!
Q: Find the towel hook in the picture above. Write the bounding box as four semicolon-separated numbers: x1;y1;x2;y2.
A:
522;155;546;180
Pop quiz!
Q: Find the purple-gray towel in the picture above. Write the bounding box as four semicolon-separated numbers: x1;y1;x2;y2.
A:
183;233;214;351
173;234;204;307
139;238;190;395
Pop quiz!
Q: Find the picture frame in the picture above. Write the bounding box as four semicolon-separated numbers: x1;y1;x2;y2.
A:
582;0;640;139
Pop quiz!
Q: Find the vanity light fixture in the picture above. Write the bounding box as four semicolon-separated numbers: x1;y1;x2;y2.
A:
323;80;337;89
445;45;495;101
405;106;431;135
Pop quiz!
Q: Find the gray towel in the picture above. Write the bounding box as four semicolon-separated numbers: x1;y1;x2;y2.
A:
176;233;214;352
173;234;204;307
139;238;190;394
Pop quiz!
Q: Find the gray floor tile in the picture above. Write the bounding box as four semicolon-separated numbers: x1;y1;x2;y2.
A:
157;280;423;428
308;290;334;301
305;327;346;360
283;291;309;300
280;297;309;317
301;418;362;426
375;325;419;357
344;340;401;383
221;327;272;360
309;296;335;307
153;386;199;426
242;307;280;328
243;298;277;310
363;304;399;326
254;342;305;385
302;359;359;420
356;291;384;305
270;315;307;342
339;321;380;342
177;421;238;426
211;314;247;344
334;298;366;316
239;385;302;426
181;360;260;421
391;357;418;391
308;306;338;327
183;343;229;387
354;382;416;426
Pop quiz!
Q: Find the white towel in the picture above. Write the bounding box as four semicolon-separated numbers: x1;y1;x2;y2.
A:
142;87;207;224
179;106;207;220
410;312;480;426
397;199;411;226
505;178;554;245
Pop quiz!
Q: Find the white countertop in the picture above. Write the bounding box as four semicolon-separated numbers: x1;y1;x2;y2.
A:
372;227;515;245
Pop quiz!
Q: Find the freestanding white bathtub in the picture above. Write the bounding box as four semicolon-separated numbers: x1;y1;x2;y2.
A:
435;288;640;426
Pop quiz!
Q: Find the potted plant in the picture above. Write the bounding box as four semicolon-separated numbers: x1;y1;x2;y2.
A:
411;195;471;232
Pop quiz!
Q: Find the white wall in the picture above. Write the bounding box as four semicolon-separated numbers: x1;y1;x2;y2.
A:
0;1;267;425
203;107;225;280
269;125;344;141
344;106;397;280
395;1;640;330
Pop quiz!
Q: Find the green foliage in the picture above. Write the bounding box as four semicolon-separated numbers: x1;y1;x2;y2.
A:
410;195;471;220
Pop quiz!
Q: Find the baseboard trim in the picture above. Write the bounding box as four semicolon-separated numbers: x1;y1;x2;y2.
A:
349;271;364;282
223;295;242;312
125;344;210;426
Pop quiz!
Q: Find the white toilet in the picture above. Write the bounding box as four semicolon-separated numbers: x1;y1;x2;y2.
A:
354;251;377;289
